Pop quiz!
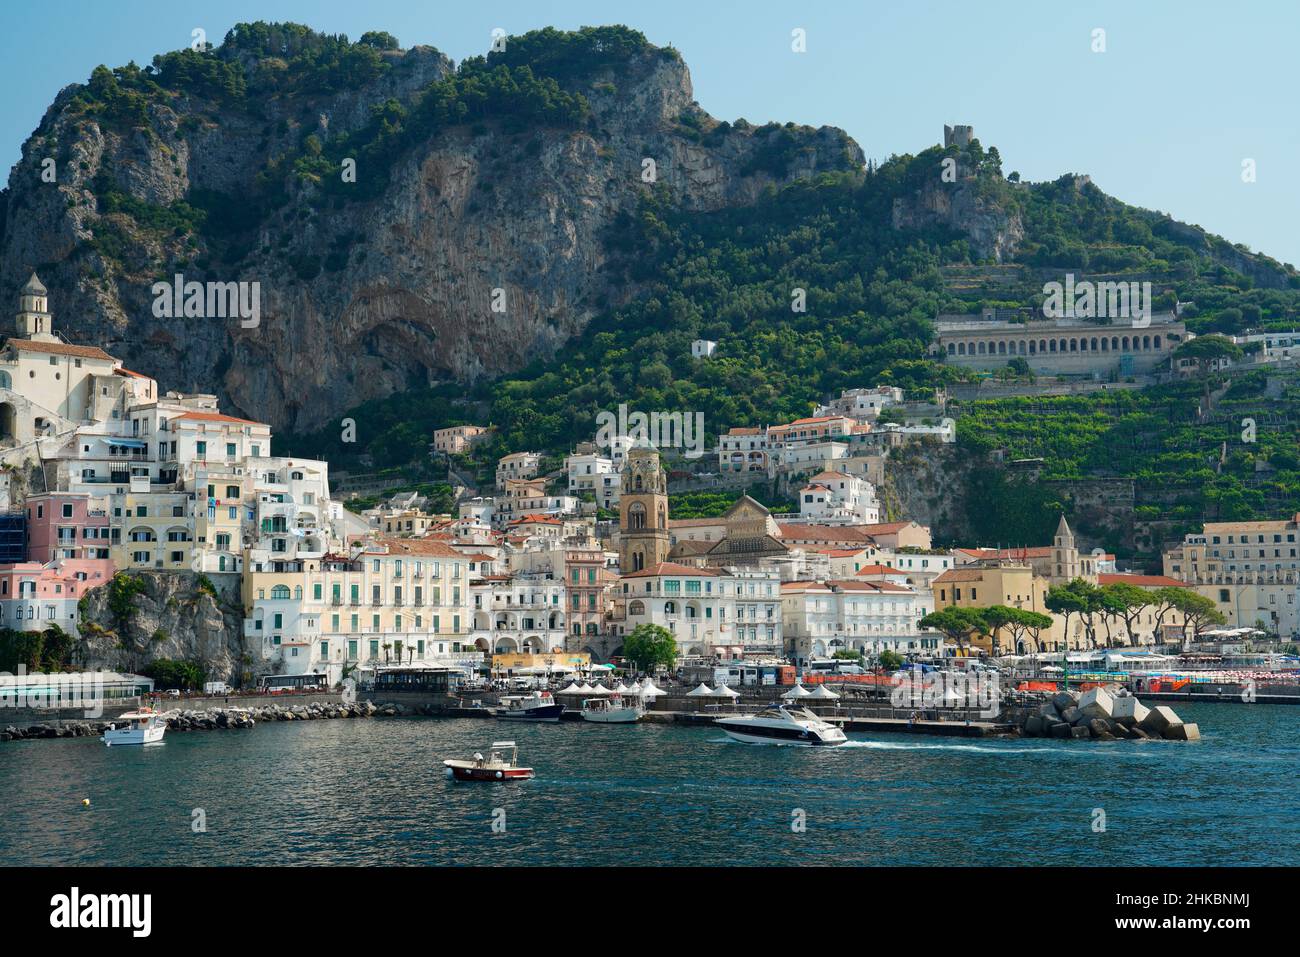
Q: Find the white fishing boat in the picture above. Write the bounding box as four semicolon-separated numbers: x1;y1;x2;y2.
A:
101;708;167;746
580;693;643;724
715;703;847;747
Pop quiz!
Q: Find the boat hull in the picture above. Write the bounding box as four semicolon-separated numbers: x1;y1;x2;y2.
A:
445;763;535;782
581;708;642;724
492;704;565;722
101;725;166;746
716;722;846;747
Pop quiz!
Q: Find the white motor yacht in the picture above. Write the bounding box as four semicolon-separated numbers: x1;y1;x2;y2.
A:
715;703;847;747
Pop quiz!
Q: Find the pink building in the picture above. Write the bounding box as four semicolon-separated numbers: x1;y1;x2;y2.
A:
0;558;114;636
25;492;111;563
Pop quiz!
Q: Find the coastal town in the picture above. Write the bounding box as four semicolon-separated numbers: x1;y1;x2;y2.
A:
0;273;1295;708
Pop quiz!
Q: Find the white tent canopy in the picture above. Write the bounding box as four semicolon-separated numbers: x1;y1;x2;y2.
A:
686;683;715;697
808;684;840;699
783;683;813;699
587;683;612;695
638;679;664;699
714;684;740;698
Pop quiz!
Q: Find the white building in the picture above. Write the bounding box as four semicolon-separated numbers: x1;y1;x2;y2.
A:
691;339;718;359
781;579;936;665
815;386;905;422
496;451;542;490
469;572;567;654
793;470;880;525
565;451;620;510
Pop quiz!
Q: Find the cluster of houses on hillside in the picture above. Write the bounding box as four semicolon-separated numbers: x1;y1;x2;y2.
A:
1;275;1294;689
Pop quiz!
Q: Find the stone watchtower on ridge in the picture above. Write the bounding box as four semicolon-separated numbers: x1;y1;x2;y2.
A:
618;445;670;573
943;124;974;148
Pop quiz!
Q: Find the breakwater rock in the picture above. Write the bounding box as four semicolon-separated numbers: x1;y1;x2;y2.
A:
0;700;411;742
1020;686;1201;741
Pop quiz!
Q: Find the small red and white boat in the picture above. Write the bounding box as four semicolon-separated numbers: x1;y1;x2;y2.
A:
443;741;535;782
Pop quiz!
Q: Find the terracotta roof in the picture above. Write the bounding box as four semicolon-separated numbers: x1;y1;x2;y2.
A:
114;367;152;379
374;538;464;558
8;339;114;361
667;540;715;557
860;522;915;535
957;546;1053;560
829;579;913;593
621;562;720;579
853;564;902;576
1098;574;1189;588
725;427;764;436
175;411;267;427
778;523;875;544
933;568;991;584
511;514;562;525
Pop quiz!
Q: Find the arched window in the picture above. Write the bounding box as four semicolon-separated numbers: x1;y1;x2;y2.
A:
1153;335;1162;349
271;585;291;600
628;502;646;530
957;342;966;355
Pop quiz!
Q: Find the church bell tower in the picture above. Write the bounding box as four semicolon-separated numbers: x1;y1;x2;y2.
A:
619;446;670;573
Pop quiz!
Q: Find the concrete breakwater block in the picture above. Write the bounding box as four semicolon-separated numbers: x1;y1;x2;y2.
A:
1052;691;1079;712
1079;686;1115;719
1111;696;1150;726
1139;705;1183;734
1020;694;1197;742
1163;722;1201;741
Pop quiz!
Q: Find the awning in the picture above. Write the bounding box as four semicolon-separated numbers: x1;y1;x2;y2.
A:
108;438;148;449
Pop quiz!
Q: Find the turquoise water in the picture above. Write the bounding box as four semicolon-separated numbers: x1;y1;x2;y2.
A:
1;702;1295;866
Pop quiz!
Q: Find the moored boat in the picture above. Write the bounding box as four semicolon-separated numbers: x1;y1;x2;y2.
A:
715;703;847;747
491;690;565;722
101;708;167;746
443;741;535;781
580;693;643;724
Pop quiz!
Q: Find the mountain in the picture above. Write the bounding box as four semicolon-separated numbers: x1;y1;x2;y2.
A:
0;23;859;432
3;21;1298;476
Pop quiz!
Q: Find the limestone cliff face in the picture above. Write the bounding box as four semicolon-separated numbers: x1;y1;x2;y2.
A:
0;39;861;432
891;176;1024;263
76;572;251;683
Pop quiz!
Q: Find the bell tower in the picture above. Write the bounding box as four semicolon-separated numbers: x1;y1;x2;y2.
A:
619;445;669;573
17;272;56;342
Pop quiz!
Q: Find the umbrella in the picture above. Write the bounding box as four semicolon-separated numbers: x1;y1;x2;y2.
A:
686;683;715;697
808;684;840;699
782;683;813;699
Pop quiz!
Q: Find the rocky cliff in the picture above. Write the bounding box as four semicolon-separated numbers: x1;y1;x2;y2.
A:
0;24;862;432
76;571;251;683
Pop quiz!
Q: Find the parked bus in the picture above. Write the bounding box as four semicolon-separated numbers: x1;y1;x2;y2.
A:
258;674;327;694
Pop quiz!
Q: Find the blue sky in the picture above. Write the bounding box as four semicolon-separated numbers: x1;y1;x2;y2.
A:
3;0;1297;266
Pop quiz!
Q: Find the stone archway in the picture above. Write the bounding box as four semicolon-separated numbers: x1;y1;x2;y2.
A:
0;402;15;442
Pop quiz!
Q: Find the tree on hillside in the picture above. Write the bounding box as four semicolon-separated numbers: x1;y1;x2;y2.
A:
622;624;677;672
1174;335;1244;405
1149;586;1191;646
1099;582;1154;646
1045;580;1090;650
1168;590;1226;649
979;605;1019;656
919;606;987;656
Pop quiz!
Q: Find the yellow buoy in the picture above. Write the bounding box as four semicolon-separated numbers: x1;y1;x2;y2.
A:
82;799;90;807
